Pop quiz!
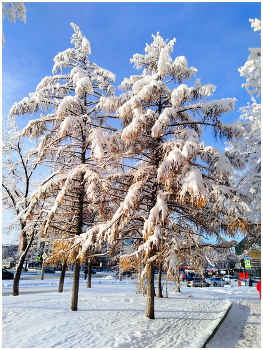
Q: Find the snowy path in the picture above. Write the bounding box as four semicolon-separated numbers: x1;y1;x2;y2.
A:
206;287;261;348
2;277;261;348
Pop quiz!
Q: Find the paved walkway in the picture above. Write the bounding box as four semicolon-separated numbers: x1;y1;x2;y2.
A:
206;291;261;348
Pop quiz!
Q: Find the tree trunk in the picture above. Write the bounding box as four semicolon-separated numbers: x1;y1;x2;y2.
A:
13;230;35;296
40;262;45;280
58;263;67;292
146;262;155;319
176;271;181;293
158;263;163;298
87;259;91;288
71;260;80;311
13;253;26;296
70;172;85;310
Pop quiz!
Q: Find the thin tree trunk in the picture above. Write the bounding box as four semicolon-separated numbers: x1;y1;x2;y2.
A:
13;230;35;296
166;275;169;298
176;271;181;293
40;262;45;280
71;260;80;311
13;253;26;296
146;262;155;319
58;263;67;292
87;259;91;288
158;262;163;298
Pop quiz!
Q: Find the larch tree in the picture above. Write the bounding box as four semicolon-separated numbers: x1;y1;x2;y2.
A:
226;18;261;225
2;118;41;296
2;2;26;46
8;23;118;310
76;32;251;319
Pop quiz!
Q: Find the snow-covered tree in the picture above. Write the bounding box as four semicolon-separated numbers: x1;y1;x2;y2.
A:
226;18;261;222
76;32;251;319
8;23;117;309
2;2;26;46
2;118;40;295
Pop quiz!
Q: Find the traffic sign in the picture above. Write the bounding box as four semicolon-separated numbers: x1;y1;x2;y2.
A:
42;253;47;259
245;260;251;268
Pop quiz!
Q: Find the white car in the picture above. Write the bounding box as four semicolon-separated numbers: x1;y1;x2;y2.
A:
207;277;229;287
222;275;238;283
251;277;260;282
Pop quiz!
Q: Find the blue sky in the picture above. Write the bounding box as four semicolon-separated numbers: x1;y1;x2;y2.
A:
2;1;261;244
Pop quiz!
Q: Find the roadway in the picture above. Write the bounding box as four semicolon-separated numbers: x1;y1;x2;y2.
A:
2;269;117;296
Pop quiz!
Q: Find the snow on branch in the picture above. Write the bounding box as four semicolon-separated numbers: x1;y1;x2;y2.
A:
57;96;77;119
157;145;184;182
197;98;236;119
151;107;178;137
90;128;112;160
210;183;252;217
122;108;156;142
70;67;94;97
170;82;216;107
249;18;261;32
59;114;83;138
180;167;207;204
143;192;168;238
200;145;233;177
97;96;120;113
170;56;197;83
238;19;261;97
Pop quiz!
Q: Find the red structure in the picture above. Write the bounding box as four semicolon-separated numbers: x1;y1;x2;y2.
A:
256;280;261;299
239;271;249;280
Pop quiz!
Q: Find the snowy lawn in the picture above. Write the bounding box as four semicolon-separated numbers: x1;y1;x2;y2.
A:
2;275;261;348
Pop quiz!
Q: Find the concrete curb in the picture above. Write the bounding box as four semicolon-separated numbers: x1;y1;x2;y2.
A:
202;302;233;348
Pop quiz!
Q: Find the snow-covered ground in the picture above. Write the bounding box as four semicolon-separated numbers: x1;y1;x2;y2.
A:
2;273;261;348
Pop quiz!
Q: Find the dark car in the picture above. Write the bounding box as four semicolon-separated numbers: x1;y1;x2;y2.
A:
84;269;96;275
186;273;200;281
187;278;210;287
44;267;55;273
116;271;132;277
2;268;14;280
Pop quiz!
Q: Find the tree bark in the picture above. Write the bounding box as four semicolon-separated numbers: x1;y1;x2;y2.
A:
13;230;35;296
70;171;85;310
158;263;163;298
146;262;155;319
71;260;80;311
87;259;91;288
13;253;26;296
40;262;45;280
58;263;67;292
176;272;181;293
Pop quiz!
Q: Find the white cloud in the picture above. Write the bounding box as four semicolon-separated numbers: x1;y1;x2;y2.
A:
2;50;40;117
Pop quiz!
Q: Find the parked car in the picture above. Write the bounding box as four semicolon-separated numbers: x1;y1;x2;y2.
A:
2;268;14;280
83;269;96;275
251;277;260;283
154;268;167;274
187;278;210;287
186;273;200;281
116;271;132;277
207;277;229;287
248;277;260;286
44;267;55;273
222;275;238;283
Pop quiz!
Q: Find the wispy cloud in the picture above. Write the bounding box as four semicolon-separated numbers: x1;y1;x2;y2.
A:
2;49;40;119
